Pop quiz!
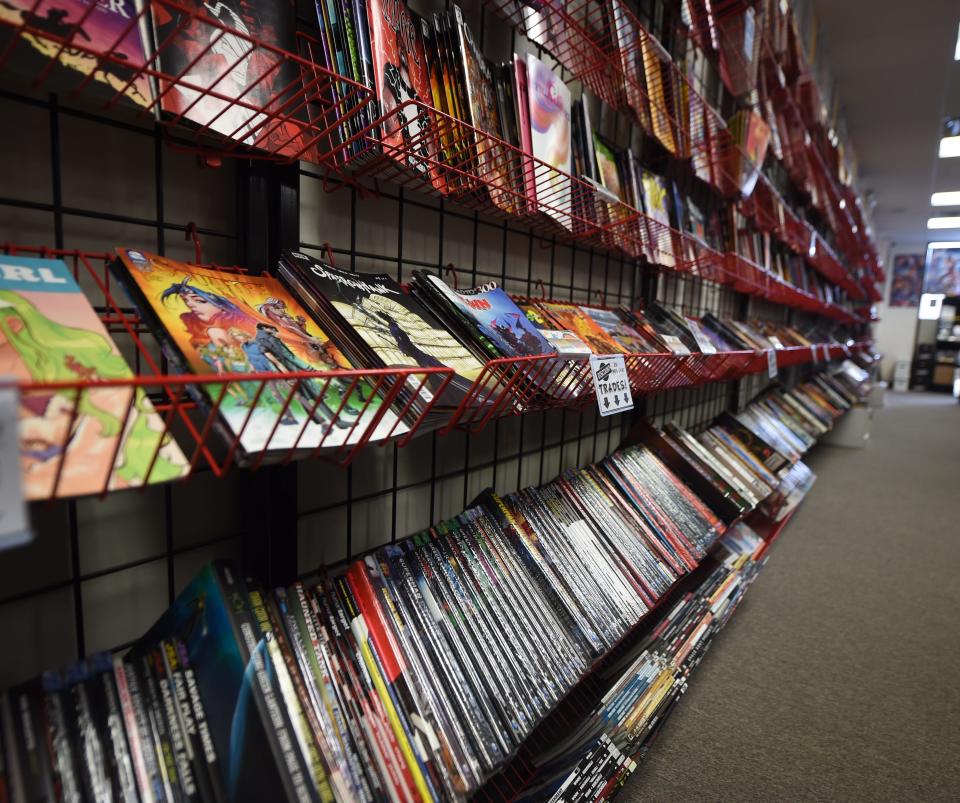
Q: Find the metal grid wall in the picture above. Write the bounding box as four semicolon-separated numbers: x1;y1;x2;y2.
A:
0;0;761;687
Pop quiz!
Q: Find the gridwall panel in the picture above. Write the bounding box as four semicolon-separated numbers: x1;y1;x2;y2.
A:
0;0;763;686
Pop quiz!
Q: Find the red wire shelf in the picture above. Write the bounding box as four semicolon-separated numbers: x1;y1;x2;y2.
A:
0;245;452;501
0;0;372;163
479;0;621;110
1;243;867;500
318;97;660;260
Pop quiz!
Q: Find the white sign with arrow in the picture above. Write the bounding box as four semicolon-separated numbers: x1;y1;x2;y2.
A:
590;354;634;417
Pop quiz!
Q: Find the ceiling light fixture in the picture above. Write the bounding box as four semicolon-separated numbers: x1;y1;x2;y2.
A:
931;191;960;206
939;136;960;157
955;21;960;59
927;216;960;229
927;241;960;249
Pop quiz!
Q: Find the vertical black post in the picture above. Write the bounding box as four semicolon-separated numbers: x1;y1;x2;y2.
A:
238;160;300;587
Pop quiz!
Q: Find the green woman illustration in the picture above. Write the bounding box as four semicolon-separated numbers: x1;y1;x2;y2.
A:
0;289;183;486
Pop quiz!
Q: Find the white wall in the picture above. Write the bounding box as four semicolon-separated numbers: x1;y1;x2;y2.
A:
873;240;924;381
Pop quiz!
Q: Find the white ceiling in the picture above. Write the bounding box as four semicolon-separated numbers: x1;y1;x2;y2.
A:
810;0;960;248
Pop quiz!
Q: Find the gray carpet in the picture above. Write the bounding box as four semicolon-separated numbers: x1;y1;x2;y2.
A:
620;391;960;802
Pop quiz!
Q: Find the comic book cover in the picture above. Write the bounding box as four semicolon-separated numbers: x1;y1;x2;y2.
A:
112;249;402;460
451;5;513;212
0;255;188;500
526;53;571;230
537;302;624;355
152;0;311;157
278;250;486;410
640;168;676;267
419;274;554;358
0;0;153;107
365;0;435;178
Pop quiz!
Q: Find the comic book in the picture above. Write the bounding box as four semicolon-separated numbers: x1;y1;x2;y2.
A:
526;53;572;230
152;0;311;156
365;0;435;178
0;254;188;500
277;249;487;415
451;5;513;212
536;301;625;355
112;249;403;462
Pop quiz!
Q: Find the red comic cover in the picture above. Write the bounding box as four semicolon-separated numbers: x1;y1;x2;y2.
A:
152;0;314;158
366;0;437;183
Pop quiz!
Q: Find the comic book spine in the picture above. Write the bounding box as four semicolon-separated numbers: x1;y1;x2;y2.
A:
338;571;435;803
94;658;141;803
175;641;227;803
113;658;155;803
134;655;181;803
7;681;54;802
322;579;413;803
246;586;329;803
39;671;83;803
209;563;315;803
147;648;199;803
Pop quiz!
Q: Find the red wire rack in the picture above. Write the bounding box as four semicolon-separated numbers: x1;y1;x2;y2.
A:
0;245;452;500
0;0;372;162
0;239;868;500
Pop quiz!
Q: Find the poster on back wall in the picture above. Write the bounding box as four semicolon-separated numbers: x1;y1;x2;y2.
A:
924;245;960;296
888;254;924;307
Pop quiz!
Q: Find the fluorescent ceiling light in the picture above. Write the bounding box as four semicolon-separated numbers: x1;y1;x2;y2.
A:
927;241;960;249
932;191;960;206
927;216;960;228
940;136;960;157
955;22;960;59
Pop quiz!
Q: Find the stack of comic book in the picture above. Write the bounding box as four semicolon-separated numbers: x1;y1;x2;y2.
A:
275;249;492;425
0;441;725;802
513;522;769;802
112;248;412;465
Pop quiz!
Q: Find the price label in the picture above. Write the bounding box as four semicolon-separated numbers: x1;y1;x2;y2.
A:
0;384;31;551
589;355;634;417
842;344;852;358
767;349;779;379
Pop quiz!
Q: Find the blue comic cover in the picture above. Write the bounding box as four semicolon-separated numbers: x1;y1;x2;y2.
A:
133;561;284;801
422;273;556;359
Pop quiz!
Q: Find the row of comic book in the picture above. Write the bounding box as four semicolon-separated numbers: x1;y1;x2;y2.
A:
0;357;866;800
518;521;771;803
1;247;854;503
0;365;861;802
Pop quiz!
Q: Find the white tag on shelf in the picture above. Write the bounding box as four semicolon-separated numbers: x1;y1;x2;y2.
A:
589;355;634;417
767;349;779;379
0;384;31;551
810;344;819;363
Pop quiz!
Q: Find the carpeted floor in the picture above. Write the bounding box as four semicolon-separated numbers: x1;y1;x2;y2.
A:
620;391;960;802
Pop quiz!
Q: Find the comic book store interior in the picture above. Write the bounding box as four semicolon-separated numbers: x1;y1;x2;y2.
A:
1;0;959;799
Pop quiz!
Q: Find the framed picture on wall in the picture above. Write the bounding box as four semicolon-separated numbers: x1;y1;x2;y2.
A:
924;243;960;296
889;254;924;306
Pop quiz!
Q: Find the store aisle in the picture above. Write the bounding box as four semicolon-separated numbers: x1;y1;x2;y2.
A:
621;392;960;802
